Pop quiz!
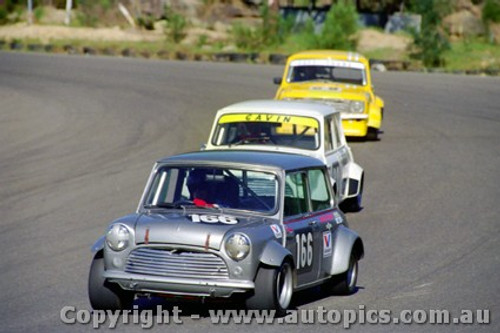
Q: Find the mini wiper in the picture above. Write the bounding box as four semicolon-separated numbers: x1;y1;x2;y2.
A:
297;79;333;83
144;200;193;209
143;203;177;209
144;200;224;212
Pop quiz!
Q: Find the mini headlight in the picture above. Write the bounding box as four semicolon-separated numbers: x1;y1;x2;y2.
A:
350;101;365;113
225;233;251;261
106;224;130;251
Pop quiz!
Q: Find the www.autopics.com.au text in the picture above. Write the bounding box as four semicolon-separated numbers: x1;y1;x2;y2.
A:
60;305;490;329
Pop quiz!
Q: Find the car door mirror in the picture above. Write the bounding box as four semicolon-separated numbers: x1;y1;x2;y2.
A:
273;77;282;85
200;143;207;150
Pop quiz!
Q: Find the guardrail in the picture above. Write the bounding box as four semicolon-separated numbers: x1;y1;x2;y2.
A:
0;40;498;76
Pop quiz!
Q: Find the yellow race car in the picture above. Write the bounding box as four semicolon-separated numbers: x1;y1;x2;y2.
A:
274;50;384;140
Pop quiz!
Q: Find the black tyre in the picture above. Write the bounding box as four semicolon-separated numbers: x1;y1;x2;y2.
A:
246;260;294;315
88;252;134;310
366;127;379;141
326;253;358;295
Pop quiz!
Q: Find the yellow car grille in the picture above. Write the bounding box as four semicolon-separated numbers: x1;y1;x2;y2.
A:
305;98;350;113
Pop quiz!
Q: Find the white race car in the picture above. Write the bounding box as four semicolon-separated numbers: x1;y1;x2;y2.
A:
204;100;364;212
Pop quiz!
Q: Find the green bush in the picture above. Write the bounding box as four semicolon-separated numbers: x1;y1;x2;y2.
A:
412;26;449;67
137;15;155;30
286;19;317;51
0;0;24;24
233;1;358;52
483;0;500;23
260;3;294;47
232;23;260;50
76;0;99;27
164;7;187;43
409;0;450;67
232;3;294;51
0;6;8;25
99;0;112;11
196;34;208;49
317;0;359;50
286;0;359;51
34;6;44;22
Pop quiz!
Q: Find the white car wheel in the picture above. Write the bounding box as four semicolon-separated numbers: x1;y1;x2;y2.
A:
327;253;359;295
246;260;294;315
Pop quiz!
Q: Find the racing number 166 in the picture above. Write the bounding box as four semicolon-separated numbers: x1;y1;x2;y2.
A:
296;232;313;269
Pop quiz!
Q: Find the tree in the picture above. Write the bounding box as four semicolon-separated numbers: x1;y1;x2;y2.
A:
318;0;359;50
294;0;359;50
409;0;450;67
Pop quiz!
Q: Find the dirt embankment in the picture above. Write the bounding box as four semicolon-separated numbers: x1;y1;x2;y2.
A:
0;23;163;43
0;23;410;56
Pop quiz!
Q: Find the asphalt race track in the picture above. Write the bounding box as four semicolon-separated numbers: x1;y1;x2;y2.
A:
1;51;499;332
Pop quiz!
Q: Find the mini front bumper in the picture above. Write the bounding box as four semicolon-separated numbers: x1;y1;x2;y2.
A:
340;113;369;120
104;271;255;298
341;116;369;137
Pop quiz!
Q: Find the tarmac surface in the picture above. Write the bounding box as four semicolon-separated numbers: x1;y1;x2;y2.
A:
1;51;499;332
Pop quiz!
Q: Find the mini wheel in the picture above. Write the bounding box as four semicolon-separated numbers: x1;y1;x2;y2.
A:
326;253;358;295
88;252;134;310
366;128;379;141
246;260;294;315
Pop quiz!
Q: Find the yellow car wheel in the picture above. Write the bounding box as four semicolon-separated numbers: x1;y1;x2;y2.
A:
366;128;379;141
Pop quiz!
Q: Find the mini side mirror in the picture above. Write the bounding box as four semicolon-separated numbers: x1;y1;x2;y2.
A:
273;77;282;85
200;143;207;151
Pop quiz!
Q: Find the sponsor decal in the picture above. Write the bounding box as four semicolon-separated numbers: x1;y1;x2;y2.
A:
218;113;319;128
189;214;238;224
310;86;342;92
323;231;332;257
290;59;365;69
333;211;343;224
270;224;283;239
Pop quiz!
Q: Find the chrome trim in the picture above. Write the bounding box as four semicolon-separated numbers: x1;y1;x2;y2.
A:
304;98;350;113
104;271;255;290
340;113;369;120
125;248;229;279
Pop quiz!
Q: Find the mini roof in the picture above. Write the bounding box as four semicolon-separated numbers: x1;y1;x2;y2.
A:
158;150;325;171
287;50;369;64
216;99;340;119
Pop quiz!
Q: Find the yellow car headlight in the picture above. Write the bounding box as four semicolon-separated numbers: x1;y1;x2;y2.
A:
350;101;365;113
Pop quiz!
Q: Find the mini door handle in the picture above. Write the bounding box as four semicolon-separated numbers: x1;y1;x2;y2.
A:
308;220;318;226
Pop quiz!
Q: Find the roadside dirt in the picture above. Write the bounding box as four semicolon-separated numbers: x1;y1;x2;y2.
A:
357;29;411;53
0;23;163;43
0;22;410;57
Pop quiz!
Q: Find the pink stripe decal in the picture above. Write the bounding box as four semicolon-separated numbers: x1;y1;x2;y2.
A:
284;209;335;225
319;212;334;223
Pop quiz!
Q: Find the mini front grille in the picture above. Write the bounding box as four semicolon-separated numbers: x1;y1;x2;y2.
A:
125;248;229;279
304;98;350;113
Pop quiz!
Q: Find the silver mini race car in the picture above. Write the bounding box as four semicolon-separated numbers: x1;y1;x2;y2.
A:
88;150;364;314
